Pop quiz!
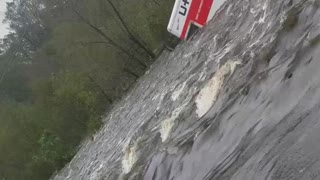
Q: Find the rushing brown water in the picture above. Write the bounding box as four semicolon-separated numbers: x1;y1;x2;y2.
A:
54;0;320;179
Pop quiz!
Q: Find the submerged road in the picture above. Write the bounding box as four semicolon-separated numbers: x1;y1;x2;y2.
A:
54;0;320;179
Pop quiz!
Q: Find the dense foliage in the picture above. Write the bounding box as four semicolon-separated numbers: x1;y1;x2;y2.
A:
0;0;176;179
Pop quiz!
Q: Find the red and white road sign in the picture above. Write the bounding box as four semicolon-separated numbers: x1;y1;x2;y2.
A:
167;0;226;40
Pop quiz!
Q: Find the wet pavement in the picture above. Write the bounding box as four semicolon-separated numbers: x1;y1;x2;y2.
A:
53;0;320;179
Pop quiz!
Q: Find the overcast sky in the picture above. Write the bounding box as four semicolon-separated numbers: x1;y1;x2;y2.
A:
0;0;12;39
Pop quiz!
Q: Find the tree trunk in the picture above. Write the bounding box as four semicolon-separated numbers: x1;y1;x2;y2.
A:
124;67;140;79
77;41;111;46
87;75;113;104
71;8;148;69
152;0;161;6
105;0;156;59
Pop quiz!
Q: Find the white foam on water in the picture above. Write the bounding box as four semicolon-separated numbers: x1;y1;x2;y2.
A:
226;4;233;15
155;89;167;110
160;117;176;142
65;169;73;180
184;51;194;58
171;82;187;101
152;94;159;101
195;60;241;118
122;142;138;174
258;9;267;23
160;103;188;142
89;163;104;180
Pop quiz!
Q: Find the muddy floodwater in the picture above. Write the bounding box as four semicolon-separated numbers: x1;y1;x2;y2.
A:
54;0;320;179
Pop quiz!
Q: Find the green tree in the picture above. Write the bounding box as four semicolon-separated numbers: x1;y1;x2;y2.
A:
0;0;176;178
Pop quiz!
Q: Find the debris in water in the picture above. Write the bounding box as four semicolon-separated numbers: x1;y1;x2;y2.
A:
195;60;241;117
